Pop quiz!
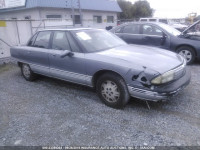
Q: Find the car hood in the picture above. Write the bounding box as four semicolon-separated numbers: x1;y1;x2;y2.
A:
172;23;188;28
97;44;184;74
182;20;200;34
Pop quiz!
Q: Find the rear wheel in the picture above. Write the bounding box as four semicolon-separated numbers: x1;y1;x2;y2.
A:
177;46;195;64
96;73;130;109
21;63;36;81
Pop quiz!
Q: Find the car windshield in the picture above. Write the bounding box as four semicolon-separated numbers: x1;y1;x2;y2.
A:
73;29;127;52
159;23;181;36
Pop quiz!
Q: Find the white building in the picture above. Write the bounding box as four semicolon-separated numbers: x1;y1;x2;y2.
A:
0;0;121;61
0;0;121;28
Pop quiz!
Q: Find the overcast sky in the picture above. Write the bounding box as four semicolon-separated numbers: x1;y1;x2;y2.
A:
128;0;199;18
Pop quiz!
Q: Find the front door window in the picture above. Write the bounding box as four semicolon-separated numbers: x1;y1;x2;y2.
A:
142;25;163;36
52;31;71;50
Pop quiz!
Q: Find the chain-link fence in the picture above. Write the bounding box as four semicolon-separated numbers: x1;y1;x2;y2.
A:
0;19;74;63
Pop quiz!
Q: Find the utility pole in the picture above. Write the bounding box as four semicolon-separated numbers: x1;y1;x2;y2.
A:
71;0;75;26
78;0;83;26
66;0;82;27
66;0;75;26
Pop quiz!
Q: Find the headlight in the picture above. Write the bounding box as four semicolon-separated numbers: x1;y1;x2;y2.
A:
151;70;175;85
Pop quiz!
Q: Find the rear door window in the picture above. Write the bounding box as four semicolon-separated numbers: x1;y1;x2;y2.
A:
123;25;140;34
33;31;51;48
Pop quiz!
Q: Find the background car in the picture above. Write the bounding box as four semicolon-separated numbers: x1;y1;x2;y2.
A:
139;18;188;31
139;18;169;24
110;20;200;64
171;23;188;32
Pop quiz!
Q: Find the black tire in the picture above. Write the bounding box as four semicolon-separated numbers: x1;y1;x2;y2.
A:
177;46;195;64
96;73;130;109
20;63;36;81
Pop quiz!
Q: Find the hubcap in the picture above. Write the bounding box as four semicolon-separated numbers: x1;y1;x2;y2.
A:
101;80;120;103
179;50;192;63
22;65;31;78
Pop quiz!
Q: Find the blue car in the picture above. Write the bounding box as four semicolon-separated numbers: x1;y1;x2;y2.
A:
11;29;190;108
110;20;200;64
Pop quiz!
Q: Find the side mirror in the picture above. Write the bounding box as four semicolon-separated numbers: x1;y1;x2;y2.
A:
161;34;167;45
163;34;167;39
60;50;74;58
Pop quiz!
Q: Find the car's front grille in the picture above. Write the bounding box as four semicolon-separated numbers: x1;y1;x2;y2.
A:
173;64;186;80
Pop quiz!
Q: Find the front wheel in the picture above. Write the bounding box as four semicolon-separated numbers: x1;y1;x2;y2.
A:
21;63;36;81
96;73;130;109
177;46;195;64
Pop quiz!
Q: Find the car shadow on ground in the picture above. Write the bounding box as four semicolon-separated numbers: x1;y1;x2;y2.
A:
3;62;199;112
36;74;171;111
128;97;170;110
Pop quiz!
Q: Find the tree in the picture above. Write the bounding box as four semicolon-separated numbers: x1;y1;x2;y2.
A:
117;0;133;19
117;0;153;20
132;0;153;19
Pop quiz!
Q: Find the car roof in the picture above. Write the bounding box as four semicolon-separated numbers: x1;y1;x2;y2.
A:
112;22;168;29
121;22;165;26
140;18;168;20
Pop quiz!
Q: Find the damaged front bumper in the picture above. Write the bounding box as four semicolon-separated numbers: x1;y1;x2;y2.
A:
127;68;191;102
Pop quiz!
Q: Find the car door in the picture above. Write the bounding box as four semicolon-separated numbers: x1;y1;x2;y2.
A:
142;24;170;49
25;31;52;75
120;24;143;44
48;31;87;85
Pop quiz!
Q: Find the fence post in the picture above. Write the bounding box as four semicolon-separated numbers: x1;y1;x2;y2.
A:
15;20;20;44
43;20;46;29
30;20;33;36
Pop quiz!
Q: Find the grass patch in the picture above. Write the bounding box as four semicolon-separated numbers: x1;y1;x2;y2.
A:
0;64;15;74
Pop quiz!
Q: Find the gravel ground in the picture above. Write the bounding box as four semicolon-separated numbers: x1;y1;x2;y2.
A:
0;63;200;147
